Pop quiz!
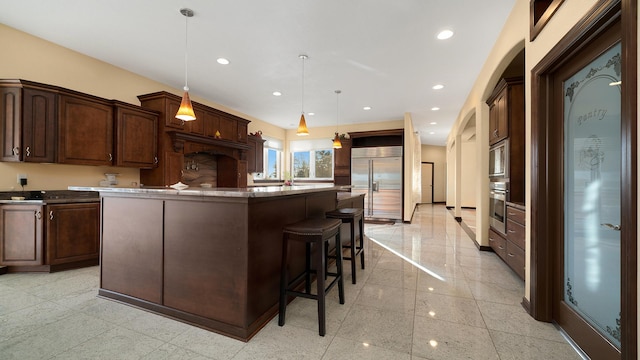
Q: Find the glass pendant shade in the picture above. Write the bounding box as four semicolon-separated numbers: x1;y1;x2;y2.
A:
176;88;196;121
332;132;342;149
297;113;309;136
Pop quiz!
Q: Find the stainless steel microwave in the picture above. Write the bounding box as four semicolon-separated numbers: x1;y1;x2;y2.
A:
489;140;509;178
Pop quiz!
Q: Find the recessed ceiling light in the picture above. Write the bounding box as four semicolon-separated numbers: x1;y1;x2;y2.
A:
437;30;454;40
430;121;437;125
272;91;282;96
363;106;372;110
216;58;230;65
429;131;435;135
432;84;444;90
308;112;315;116
431;107;440;111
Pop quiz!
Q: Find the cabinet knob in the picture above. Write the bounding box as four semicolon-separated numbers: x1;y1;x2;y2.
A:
12;146;19;156
507;252;515;257
108;153;113;161
154;156;159;164
26;146;31;157
508;229;516;233
35;211;42;220
49;211;54;220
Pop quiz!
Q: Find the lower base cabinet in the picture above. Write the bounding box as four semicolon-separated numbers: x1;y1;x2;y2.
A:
488;204;526;280
0;202;99;272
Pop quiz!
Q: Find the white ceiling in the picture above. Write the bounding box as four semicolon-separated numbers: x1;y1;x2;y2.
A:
0;0;515;145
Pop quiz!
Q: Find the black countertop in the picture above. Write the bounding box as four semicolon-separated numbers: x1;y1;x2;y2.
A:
0;190;99;204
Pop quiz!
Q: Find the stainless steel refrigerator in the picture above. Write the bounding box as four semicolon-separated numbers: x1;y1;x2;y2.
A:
351;146;402;221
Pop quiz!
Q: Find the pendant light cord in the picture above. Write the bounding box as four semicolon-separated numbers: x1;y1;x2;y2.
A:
184;12;189;91
301;56;305;114
335;90;340;132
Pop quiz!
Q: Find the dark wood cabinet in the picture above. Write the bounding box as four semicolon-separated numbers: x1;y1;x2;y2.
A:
247;135;265;173
114;102;158;168
46;202;99;266
58;92;114;166
487;78;523;146
489;204;526;280
333;138;352;185
22;88;57;163
138;91;251;188
0;201;100;272
0;204;44;266
0;81;57;163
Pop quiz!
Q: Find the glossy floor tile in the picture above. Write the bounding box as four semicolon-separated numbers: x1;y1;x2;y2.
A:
0;204;583;359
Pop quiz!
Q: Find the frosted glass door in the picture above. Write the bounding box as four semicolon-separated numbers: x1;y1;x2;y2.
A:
563;42;621;349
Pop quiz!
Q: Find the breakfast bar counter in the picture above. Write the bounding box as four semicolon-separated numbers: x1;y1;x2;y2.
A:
69;184;344;341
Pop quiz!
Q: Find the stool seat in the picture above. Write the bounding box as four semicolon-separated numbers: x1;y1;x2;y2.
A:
282;218;342;237
326;207;365;284
325;208;364;219
279;217;344;336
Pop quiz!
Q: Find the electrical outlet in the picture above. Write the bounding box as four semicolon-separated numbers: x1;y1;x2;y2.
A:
17;174;27;186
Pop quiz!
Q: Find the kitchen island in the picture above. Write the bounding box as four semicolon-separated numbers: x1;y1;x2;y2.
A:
70;184;347;341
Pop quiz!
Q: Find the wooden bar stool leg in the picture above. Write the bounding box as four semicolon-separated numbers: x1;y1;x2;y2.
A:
316;239;326;336
349;218;357;284
359;215;365;269
336;230;345;304
305;242;311;293
278;236;288;326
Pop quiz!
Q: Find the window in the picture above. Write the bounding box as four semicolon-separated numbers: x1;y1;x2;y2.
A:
292;149;334;180
254;137;283;180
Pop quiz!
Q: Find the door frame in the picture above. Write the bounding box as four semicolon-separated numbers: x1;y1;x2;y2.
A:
530;0;637;358
421;161;434;204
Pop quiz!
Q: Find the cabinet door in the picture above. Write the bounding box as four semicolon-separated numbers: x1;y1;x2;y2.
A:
165;98;185;130
247;137;257;173
238;159;248;187
58;94;113;165
237;122;248;143
115;105;158;168
164;151;184;186
185;107;205;136
496;90;509;141
0;87;21;161
46;203;99;265
218;115;237;141
0;205;43;266
22;88;57;163
204;111;220;138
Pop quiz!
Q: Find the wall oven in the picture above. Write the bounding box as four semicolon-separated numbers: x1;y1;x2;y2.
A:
489;139;509;178
489;181;507;234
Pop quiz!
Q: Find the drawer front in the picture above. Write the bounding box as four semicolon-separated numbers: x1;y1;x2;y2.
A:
506;206;525;225
488;229;506;260
506;219;525;249
505;240;525;280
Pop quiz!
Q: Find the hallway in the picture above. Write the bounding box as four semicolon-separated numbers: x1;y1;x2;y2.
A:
0;204;582;359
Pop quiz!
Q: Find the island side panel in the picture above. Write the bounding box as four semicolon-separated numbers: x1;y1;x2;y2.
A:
163;199;249;329
101;197;164;304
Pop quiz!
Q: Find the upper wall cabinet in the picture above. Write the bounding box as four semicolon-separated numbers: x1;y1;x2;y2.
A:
247;134;265;173
113;101;159;169
0;79;159;169
0;80;57;163
58;92;114;166
486;77;524;146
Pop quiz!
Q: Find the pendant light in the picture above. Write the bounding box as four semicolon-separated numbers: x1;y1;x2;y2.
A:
175;8;196;121
332;90;342;149
296;54;309;136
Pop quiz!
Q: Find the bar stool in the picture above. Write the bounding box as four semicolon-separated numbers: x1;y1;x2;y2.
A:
326;208;365;284
278;217;344;336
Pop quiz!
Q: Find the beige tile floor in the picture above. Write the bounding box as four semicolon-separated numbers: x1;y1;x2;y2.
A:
0;204;584;359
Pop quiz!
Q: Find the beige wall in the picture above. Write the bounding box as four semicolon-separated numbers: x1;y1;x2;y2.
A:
403;113;421;222
461;139;476;208
421;145;446;203
445;0;603;302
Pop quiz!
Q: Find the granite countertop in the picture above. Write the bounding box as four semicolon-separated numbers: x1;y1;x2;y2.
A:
506;201;525;211
0;190;99;204
69;184;347;198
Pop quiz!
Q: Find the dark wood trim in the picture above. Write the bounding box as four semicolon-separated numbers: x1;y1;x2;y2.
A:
530;0;566;41
0;266;7;275
348;129;404;139
620;0;637;358
531;0;636;358
521;296;531;313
